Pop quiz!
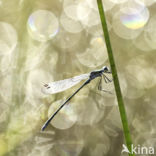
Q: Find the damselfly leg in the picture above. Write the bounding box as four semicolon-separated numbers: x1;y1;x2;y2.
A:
98;76;102;90
102;73;112;83
98;75;113;94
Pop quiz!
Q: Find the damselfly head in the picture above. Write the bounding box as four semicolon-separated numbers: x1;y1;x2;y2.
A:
103;66;111;73
103;66;109;72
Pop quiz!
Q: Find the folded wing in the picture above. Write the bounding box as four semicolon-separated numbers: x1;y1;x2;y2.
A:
41;73;90;94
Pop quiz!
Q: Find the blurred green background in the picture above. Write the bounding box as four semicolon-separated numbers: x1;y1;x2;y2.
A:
0;0;156;156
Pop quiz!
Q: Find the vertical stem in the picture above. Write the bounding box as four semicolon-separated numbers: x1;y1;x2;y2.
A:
97;0;135;155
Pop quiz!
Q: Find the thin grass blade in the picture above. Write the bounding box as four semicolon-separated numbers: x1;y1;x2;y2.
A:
97;0;135;155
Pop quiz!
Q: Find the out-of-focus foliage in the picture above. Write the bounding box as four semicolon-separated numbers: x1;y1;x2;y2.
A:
0;0;156;156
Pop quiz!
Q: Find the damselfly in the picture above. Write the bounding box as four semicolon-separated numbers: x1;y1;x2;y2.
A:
41;66;112;131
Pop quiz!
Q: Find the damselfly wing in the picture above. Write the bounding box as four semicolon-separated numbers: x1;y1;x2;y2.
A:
41;73;90;94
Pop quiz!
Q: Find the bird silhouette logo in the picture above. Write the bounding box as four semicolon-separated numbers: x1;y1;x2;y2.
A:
121;144;130;154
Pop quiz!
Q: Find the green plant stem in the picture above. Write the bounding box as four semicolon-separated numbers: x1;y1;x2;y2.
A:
97;0;135;155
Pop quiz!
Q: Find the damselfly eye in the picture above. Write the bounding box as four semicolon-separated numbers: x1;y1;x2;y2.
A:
103;66;109;72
